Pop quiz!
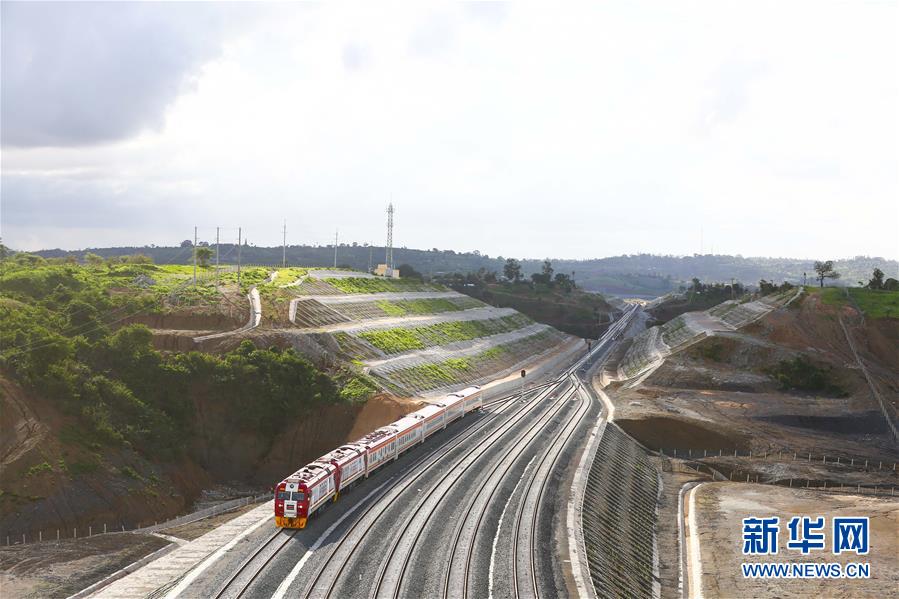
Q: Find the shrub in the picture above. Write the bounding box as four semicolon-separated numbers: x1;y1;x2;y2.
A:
26;462;53;477
769;356;847;396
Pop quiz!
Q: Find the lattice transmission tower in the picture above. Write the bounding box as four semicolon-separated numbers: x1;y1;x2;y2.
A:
386;203;394;273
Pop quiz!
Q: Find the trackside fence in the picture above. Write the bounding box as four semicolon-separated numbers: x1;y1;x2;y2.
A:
653;447;897;472
654;449;897;499
3;493;271;547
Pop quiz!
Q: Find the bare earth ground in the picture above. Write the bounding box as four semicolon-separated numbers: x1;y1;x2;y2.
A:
693;482;898;598
0;533;168;599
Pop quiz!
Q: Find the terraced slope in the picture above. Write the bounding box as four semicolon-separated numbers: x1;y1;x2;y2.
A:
284;272;575;396
610;288;803;384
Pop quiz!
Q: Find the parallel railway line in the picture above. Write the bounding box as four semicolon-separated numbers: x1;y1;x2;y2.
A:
512;375;591;598
448;385;587;599
381;384;578;599
212;528;297;599
311;381;566;598
176;305;638;599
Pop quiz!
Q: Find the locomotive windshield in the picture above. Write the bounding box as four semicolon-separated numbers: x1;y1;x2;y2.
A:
277;491;290;500
293;492;305;501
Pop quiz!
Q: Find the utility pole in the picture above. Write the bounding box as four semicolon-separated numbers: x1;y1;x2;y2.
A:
215;226;220;288
731;277;736;300
237;227;242;288
368;243;373;273
193;226;198;285
333;229;339;268
700;226;704;255
282;219;287;268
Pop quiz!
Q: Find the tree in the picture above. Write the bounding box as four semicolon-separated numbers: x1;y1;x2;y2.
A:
84;252;105;268
195;246;213;268
180;239;193;248
541;259;554;280
867;268;885;290
503;258;522;283
884;278;899;291
554;272;574;292
813;260;840;288
398;264;422;280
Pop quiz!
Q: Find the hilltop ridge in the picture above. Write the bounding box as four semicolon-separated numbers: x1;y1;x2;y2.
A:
27;245;897;298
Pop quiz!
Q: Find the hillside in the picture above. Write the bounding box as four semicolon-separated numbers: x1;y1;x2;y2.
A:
602;286;899;462
0;258;415;540
449;280;621;339
29;245;897;298
0;256;581;540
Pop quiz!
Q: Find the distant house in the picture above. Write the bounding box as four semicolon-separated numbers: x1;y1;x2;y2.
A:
374;264;400;279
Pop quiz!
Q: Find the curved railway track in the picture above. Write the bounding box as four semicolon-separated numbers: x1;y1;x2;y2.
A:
298;380;562;598
445;383;589;599
511;376;591;598
376;384;577;599
212;528;297;599
189;306;637;599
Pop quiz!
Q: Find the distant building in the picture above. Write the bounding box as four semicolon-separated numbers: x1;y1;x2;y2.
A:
374;264;400;279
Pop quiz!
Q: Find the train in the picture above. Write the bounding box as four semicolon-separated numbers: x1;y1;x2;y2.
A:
274;386;483;529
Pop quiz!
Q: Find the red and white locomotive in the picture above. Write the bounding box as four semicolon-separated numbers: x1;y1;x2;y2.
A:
274;386;482;528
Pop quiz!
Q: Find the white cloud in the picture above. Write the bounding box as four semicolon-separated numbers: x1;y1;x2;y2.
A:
2;1;896;259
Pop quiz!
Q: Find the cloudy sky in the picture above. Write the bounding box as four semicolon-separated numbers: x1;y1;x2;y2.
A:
2;2;897;260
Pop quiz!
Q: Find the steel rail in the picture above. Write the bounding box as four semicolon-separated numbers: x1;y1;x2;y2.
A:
513;380;592;598
438;384;581;599
300;381;559;598
376;383;577;599
211;527;298;599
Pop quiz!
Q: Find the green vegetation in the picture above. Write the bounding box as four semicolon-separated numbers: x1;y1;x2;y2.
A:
385;329;558;391
848;288;899;319
692;340;726;362
68;460;101;475
358;314;532;354
768;356;847;397
194;246;212;268
25;462;53;477
325;277;444;294
119;465;141;480
376;300;407;317
0;260;377;463
374;297;476;317
338;374;380;401
433;270;615;339
813;260;840;287
814;286;846;307
359;328;425;353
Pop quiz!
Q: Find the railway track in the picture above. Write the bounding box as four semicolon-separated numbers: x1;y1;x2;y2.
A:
376;384;578;599
211;528;297;599
445;383;590;599
297;381;562;598
512;375;591;598
184;306;638;599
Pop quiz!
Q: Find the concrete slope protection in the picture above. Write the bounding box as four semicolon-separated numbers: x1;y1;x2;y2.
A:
82;309;638;599
281;271;579;396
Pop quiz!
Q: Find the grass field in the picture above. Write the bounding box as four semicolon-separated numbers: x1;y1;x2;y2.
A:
848;288;899;319
807;286;899;319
